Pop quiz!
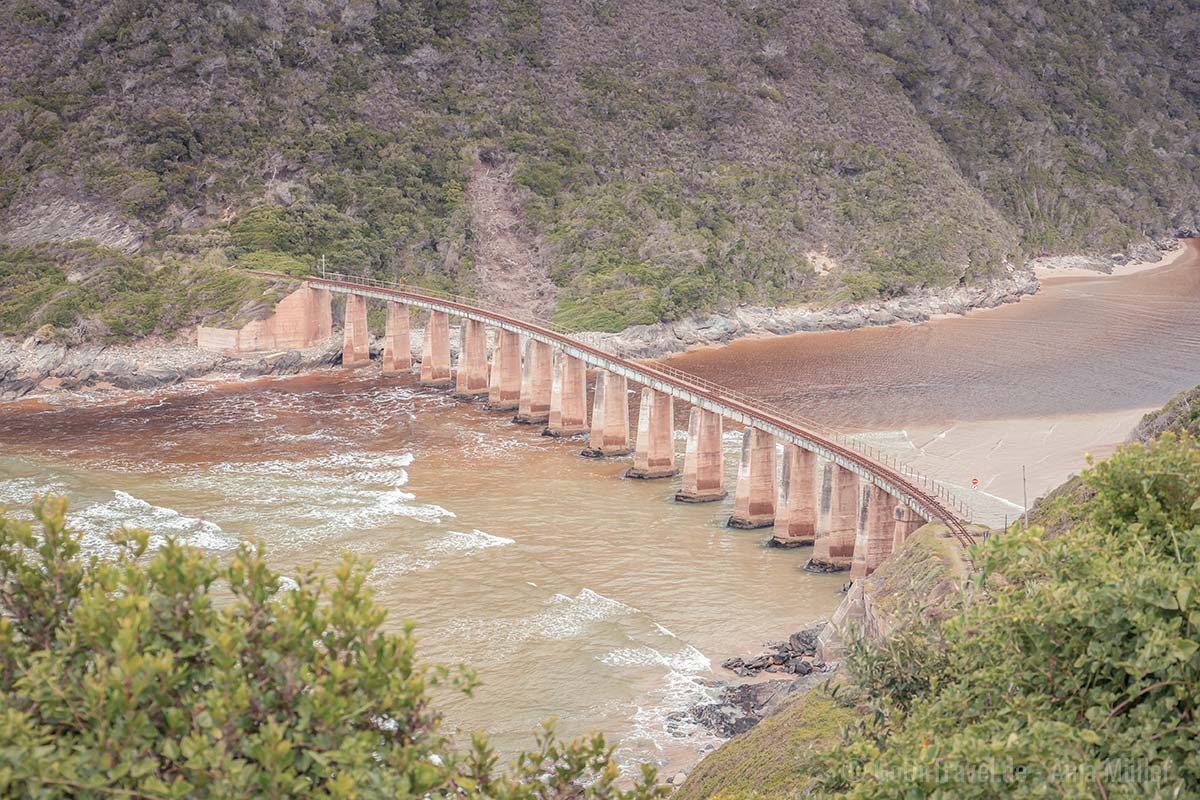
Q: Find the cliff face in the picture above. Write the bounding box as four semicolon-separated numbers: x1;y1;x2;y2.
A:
1;0;1197;338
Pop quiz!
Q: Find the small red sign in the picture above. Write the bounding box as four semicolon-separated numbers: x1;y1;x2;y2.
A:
971;477;979;490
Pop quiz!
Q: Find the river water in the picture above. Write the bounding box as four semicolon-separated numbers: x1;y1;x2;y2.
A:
0;242;1197;774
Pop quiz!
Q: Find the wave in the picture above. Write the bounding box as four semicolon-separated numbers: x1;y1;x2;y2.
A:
599;643;710;673
448;588;637;645
426;529;515;554
67;490;238;555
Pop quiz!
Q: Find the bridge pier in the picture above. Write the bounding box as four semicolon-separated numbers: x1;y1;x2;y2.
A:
808;463;857;571
582;370;631;457
341;294;371;368
893;504;925;549
850;484;898;580
625;388;677;479
382;301;412;374
514;339;553;424
771;444;817;547
455;318;489;397
487;329;522;411
419;310;452;385
728;428;775;529
544;353;589;437
676;408;726;503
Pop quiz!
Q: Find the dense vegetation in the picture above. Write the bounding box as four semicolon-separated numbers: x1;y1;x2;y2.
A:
824;433;1200;798
0;495;665;798
1;0;1195;337
0;241;285;342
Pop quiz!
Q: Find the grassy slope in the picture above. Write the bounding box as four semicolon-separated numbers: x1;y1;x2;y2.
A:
2;1;1195;339
675;691;854;800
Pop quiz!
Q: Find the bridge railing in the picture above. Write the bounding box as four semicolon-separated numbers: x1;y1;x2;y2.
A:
314;270;976;525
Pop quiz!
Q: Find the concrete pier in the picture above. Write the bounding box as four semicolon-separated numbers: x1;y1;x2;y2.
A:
419;309;452;385
341;294;370;368
728;428;776;529
487;329;522;411
625;388;677;479
771;444;818;547
581;370;631;457
544;353;589;437
893;504;925;549
382;301;411;374
514;339;553;424
455;318;489;397
808;463;858;571
850;484;898;580
676;408;726;502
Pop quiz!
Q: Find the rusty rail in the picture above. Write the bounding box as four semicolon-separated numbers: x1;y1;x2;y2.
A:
310;272;976;548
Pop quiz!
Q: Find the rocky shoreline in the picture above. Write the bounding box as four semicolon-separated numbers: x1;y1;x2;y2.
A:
4;238;1187;401
0;336;355;401
585;271;1041;358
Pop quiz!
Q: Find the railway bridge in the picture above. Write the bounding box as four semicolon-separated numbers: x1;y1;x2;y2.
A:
293;274;975;578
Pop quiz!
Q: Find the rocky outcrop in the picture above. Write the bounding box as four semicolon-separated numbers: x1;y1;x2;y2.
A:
678;624;831;738
0;336;343;400
585;270;1040;358
0;196;145;254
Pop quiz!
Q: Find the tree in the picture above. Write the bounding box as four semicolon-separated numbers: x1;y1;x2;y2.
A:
0;495;666;799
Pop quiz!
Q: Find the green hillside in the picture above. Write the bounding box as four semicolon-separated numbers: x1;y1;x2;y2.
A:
1;0;1196;340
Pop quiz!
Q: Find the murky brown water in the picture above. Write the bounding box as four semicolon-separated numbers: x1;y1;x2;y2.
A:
1;243;1197;773
668;242;1200;431
0;375;843;775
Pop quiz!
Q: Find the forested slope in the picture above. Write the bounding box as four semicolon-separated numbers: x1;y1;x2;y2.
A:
1;0;1196;340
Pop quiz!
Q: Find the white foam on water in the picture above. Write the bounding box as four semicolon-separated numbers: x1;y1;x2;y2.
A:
447;588;637;646
67;490;238;555
367;552;436;585
274;431;344;443
426;529;515;554
600;644;710;673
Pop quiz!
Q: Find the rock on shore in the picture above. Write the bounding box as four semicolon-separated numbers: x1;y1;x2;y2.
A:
676;624;832;738
583;271;1040;358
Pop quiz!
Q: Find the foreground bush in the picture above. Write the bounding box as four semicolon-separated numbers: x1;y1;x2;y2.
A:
0;496;665;799
826;434;1200;798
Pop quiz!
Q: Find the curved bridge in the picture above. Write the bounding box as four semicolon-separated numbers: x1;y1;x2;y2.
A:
307;273;975;576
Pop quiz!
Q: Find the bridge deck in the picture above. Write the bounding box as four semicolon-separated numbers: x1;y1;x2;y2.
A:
309;275;975;548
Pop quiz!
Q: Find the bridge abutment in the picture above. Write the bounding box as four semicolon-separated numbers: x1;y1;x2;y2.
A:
771;444;817;547
582;370;631;457
419;310;452;385
455;318;489;396
544;353;589;436
342;294;371;368
514;339;553;423
625;388;677;479
893;504;925;549
728;428;776;529
382;301;411;374
676;407;726;502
